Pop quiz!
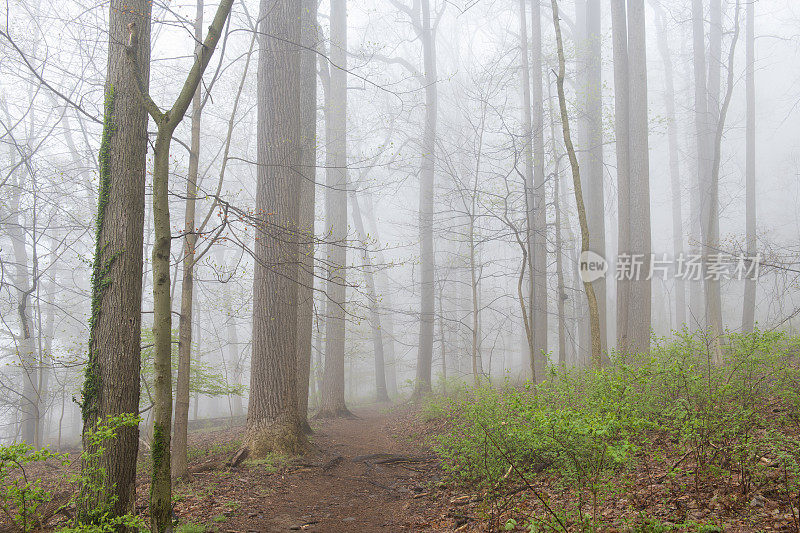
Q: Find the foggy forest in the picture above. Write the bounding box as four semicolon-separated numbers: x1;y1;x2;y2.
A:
1;0;800;531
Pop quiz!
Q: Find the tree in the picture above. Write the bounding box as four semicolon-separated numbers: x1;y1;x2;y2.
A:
628;0;652;354
519;0;548;380
704;0;725;355
610;0;631;352
616;0;652;355
173;0;205;482
123;1;234;529
363;193;399;397
319;0;351;418
247;0;308;456
577;0;606;353
390;0;441;398
350;190;390;401
707;0;742;361
78;0;151;522
297;0;319;431
551;0;601;366
742;0;756;332
651;0;687;329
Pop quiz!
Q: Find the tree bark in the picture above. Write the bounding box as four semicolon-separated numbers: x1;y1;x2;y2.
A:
296;0;318;430
651;0;687;330
578;0;606;353
413;0;439;398
704;0;724;354
741;0;756;332
79;0;150;521
123;1;233;528
319;0;351;418
625;0;652;355
173;0;204;481
610;0;631;352
708;0;742;361
551;0;602;367
247;0;307;456
549;94;567;366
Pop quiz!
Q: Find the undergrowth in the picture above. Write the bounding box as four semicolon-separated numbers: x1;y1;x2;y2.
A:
429;328;800;532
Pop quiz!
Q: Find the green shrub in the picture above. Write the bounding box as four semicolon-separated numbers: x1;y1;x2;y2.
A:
0;444;68;532
1;414;145;532
433;328;800;529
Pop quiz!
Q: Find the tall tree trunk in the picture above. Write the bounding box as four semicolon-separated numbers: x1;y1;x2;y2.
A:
192;307;201;421
552;0;602;367
37;267;56;447
530;0;549;378
518;0;534;379
625;0;652;354
550;96;567;366
519;0;539;381
651;0;687;330
363;194;399;397
414;0;438;398
469;210;482;383
703;0;724;354
689;0;709;330
79;0;150;521
227;305;243;418
319;0;351;418
297;0;318;430
173;0;204;481
742;0;756;332
578;0;606;353
708;0;742;359
314;298;325;407
247;0;307;456
350;191;389;402
611;0;631;352
123;3;233;528
7;168;38;445
438;286;447;390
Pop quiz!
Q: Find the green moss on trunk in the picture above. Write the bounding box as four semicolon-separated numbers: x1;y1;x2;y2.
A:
81;83;118;424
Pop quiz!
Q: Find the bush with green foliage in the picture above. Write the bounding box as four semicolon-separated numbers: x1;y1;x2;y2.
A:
0;414;145;532
0;443;68;532
66;413;144;530
431;328;800;530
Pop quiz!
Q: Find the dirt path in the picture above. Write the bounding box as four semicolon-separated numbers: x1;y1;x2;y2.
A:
182;407;447;532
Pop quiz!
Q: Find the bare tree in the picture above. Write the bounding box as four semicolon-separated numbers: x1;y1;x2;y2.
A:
319;0;351;418
612;0;652;358
610;0;631;352
577;0;606;352
551;0;601;366
741;0;756;332
123;1;234;528
297;0;319;431
173;0;205;481
651;0;687;330
246;0;308;456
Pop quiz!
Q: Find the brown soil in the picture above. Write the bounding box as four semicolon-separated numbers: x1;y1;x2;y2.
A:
158;406;452;532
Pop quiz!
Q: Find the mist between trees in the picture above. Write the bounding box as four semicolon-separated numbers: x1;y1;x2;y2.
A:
1;0;800;531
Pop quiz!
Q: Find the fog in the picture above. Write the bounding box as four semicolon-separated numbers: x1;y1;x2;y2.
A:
1;0;798;453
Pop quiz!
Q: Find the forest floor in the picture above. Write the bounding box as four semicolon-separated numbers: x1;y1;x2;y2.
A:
140;405;457;532
13;402;799;532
